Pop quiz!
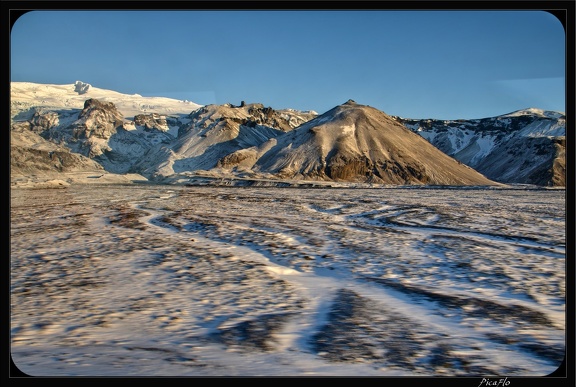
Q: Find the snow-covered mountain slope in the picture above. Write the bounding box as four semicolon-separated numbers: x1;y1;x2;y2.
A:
27;98;175;174
134;102;317;180
10;81;200;174
218;100;497;186
10;82;318;180
11;81;202;120
11;124;148;188
394;108;566;186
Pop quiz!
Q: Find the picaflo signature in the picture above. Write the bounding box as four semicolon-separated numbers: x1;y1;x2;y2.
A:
478;378;510;387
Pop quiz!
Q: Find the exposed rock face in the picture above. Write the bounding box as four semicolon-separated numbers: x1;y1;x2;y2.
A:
11;122;105;176
10;146;104;175
18;99;179;174
74;98;125;140
395;109;566;186
469;135;566;186
29;110;60;134
524;136;565;187
217;148;260;169
181;102;315;136
551;137;566;187
221;100;497;186
133;113;170;132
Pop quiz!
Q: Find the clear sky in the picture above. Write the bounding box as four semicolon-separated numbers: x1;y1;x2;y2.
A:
10;9;566;119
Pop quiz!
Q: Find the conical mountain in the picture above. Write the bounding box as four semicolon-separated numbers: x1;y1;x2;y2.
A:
219;100;498;185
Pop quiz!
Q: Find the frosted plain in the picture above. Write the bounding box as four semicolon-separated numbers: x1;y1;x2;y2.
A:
10;184;565;377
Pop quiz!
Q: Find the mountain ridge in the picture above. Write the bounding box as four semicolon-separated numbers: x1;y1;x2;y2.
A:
10;81;565;187
393;110;566;186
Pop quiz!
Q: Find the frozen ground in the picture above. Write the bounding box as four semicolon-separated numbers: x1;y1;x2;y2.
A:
10;184;565;377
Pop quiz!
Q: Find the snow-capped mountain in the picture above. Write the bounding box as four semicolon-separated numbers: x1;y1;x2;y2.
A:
394;108;566;186
10;82;566;187
10;81;318;181
10;81;200;174
11;81;202;120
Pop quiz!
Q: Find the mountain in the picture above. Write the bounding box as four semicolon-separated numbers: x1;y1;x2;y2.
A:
11;120;106;176
216;100;497;186
10;81;201;175
11;81;202;120
394;108;566;186
133;102;317;180
15;97;178;175
10;103;151;187
10;82;565;187
10;81;318;183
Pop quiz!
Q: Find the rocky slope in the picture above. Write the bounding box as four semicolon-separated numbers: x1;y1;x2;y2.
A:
134;102;317;180
11;120;105;176
217;100;497;186
395;108;566;186
11;120;148;188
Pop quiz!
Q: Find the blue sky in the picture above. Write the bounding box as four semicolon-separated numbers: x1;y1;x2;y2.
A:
10;9;566;119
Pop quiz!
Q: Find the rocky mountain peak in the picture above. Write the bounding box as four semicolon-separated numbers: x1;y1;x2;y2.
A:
71;99;128;159
80;98;120;116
